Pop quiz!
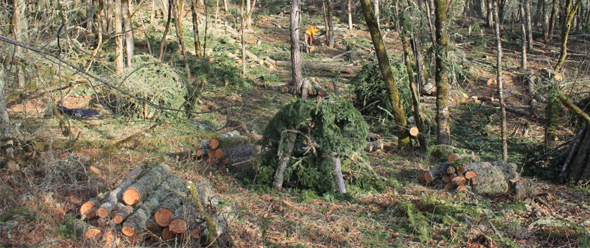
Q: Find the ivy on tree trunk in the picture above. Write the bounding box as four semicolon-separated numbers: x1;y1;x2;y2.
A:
359;0;410;150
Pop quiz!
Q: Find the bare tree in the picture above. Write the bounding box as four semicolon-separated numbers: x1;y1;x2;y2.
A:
555;0;581;73
159;0;173;60
115;0;125;72
348;0;353;30
290;0;304;94
0;66;13;169
434;0;451;145
521;0;528;71
122;0;134;66
174;0;191;77
12;0;27;88
494;0;508;162
360;0;411;150
525;0;533;50
191;0;202;57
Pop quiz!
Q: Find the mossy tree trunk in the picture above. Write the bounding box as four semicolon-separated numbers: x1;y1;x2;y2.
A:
554;0;581;73
326;0;335;47
434;0;451;145
360;0;410;150
0;67;13;168
290;0;304;95
191;0;202;57
494;0;508;162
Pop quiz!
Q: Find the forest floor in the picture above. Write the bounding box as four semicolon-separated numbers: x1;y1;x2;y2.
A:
1;4;590;248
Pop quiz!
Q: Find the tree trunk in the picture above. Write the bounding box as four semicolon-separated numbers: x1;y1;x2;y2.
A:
487;0;494;27
123;164;171;206
159;0;174;60
360;0;411;150
494;0;508;162
174;0;191;77
554;0;581;73
327;0;335;47
106;0;114;33
87;0;95;33
547;0;558;43
0;67;13;169
348;0;353;30
525;0;533;50
331;153;346;194
115;0;125;73
435;0;451;145
521;0;528;71
245;0;257;30
191;0;202;57
373;0;380;29
97;166;144;218
273;132;297;191
122;0;134;67
545;91;560;150
242;0;247;75
12;0;26;89
290;0;304;94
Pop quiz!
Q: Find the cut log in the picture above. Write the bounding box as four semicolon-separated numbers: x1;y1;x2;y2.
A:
169;217;188;234
452;176;468;185
214;149;224;159
207;149;216;158
196;149;207;158
154;197;183;227
113;203;133;224
444;183;457;191
74;219;101;239
161;226;178;240
424;163;450;183
122;174;183;236
209;139;220;150
457;184;467;192
123;164;171;205
465;171;478;180
101;230;121;246
443;175;452;183
98;166;144;218
448;153;463;165
409;125;419;137
80;193;106;216
446;166;456;175
418;174;425;183
478;76;496;86
429;144;480;164
457;165;466;175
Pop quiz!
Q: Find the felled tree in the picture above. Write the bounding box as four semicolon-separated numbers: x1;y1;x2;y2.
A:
255;97;385;193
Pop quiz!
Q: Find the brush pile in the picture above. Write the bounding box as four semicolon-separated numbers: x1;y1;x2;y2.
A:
76;164;230;246
192;131;259;166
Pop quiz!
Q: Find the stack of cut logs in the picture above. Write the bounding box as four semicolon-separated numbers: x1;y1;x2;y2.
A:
419;153;478;192
419;152;523;195
193;131;258;166
76;164;225;246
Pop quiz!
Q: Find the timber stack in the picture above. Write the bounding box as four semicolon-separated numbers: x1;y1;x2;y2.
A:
419;145;527;197
193;130;259;166
77;164;230;246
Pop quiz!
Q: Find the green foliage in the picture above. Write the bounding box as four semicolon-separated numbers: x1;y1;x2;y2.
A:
109;55;187;119
349;58;412;123
255;97;386;193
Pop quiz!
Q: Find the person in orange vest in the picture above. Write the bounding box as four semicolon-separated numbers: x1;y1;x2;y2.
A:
305;25;320;47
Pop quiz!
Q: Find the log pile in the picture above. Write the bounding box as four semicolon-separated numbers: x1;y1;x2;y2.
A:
193;131;259;166
419;157;526;196
77;164;229;246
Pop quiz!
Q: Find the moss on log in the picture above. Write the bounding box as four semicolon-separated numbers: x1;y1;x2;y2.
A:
123;164;171;205
113;203;133;224
74;219;101;239
463;161;519;194
154;197;182;227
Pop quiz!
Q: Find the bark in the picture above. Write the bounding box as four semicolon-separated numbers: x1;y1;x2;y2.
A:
106;0;114;33
560;127;586;179
174;0;191;77
97;166;144;218
327;0;335;47
487;0;493;27
113;202;133;224
521;0;528;71
290;0;304;94
191;0;202;57
360;0;411;150
568;130;590;182
554;0;581;73
122;0;134;67
159;0;174;60
435;0;451;145
115;0;125;73
348;0;353;30
245;0;257;29
74;220;101;239
424;162;451;183
123;164;171;205
87;0;95;33
331;153;346;194
547;0;558;43
545;91;559;150
274;60;362;74
494;0;508;162
0;67;13;166
273;132;297;191
12;0;26;89
242;0;247;75
373;0;380;29
187;182;218;247
462;161;519;194
525;0;533;50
